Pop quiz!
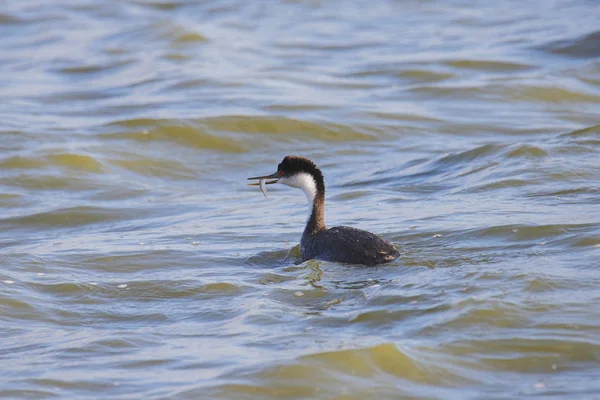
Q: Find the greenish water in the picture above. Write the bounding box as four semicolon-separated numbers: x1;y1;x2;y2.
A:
1;1;600;399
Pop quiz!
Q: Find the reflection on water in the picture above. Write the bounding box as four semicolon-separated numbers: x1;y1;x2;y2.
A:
1;0;600;399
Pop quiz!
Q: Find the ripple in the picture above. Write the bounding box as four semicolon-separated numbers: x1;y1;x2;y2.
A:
207;343;475;399
561;124;600;139
104;116;380;151
150;20;208;44
131;0;187;11
444;337;600;371
395;69;455;83
539;30;600;58
444;59;534;72
47;153;104;172
108;156;195;178
505;85;600;103
0;156;46;170
201;116;380;142
52;59;135;77
505;144;549;158
436;143;503;165
0;152;105;174
103;121;247;153
0;206;151;230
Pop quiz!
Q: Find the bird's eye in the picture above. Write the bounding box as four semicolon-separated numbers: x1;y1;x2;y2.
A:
278;171;283;176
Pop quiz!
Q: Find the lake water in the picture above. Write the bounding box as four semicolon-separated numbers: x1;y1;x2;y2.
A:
1;1;600;399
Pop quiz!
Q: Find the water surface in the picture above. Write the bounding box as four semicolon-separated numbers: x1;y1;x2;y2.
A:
1;0;600;399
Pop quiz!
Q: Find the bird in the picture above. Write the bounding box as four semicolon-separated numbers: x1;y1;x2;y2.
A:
248;155;399;266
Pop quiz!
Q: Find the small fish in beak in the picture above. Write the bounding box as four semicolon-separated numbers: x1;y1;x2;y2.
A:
247;171;280;200
259;178;267;199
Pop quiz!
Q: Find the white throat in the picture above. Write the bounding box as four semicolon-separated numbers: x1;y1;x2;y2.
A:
279;172;317;213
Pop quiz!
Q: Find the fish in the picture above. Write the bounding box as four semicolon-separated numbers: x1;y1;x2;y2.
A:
259;178;268;199
247;175;278;198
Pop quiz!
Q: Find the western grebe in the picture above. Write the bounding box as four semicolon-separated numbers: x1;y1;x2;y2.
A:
248;155;399;266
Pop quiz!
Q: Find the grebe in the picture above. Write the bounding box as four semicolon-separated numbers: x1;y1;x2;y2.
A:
248;156;399;266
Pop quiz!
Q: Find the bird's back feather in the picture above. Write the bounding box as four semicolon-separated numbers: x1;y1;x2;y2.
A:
301;226;398;266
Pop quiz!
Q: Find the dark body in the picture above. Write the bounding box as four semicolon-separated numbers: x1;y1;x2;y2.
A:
301;225;399;266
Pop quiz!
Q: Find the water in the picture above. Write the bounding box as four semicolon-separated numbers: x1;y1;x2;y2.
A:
1;0;600;398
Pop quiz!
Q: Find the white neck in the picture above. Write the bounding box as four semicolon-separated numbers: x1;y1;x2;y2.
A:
279;172;317;214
